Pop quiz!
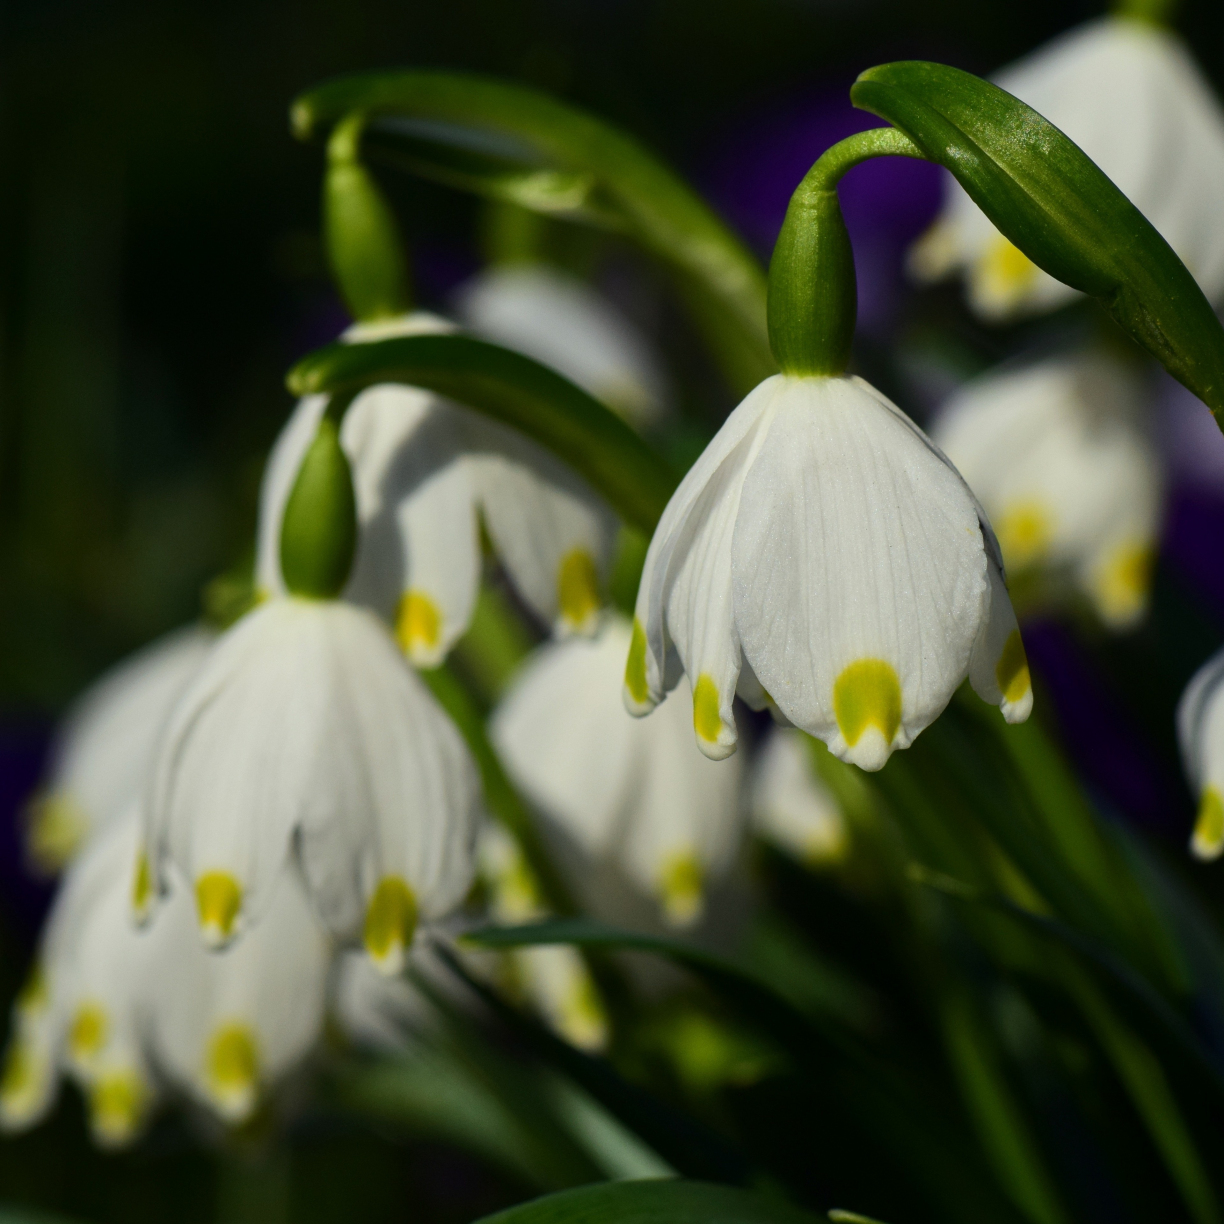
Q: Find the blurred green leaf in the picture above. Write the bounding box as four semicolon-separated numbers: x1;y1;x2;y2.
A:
288;333;676;533
852;61;1224;419
471;1179;816;1224
290;71;773;393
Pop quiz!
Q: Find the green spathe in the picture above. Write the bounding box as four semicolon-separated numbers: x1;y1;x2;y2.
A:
324;114;411;322
851;60;1224;420
279;415;357;599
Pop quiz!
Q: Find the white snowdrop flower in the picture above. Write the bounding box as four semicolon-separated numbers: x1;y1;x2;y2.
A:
491;615;744;926
455;263;668;430
626;374;1031;772
1177;647;1224;861
147;867;330;1125
935;348;1163;629
141;597;480;971
911;17;1224;319
1;808;159;1149
478;823;607;1052
256;312;617;667
751;729;848;868
25;626;213;872
331;949;430;1054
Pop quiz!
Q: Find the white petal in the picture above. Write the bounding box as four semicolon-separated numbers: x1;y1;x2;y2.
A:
751;728;847;866
30;625;214;868
467;415;616;637
968;558;1032;724
455;264;668;428
732;376;989;771
331;950;430;1053
1178;649;1224;861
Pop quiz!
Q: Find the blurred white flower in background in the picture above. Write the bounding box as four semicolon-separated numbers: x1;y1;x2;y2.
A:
626;374;1031;772
141;597;480;969
911;16;1224;319
1177;648;1224;861
24;625;214;873
750;728;847;868
455;263;669;431
934;347;1163;628
257;312;617;667
492;615;744;927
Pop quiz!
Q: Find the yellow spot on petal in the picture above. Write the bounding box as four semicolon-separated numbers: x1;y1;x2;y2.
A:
993;501;1053;572
559;973;608;1053
693;674;723;745
195;872;242;946
24;792;88;874
995;630;1031;706
207;1023;259;1121
0;1037;44;1122
1192;787;1224;861
396;589;443;662
660;852;704;927
69;1004;107;1066
557;548;601;632
89;1071;148;1148
363;876;419;973
833;659;902;749
1091;541;1153;628
973;235;1039;316
624;618;651;709
16;966;47;1019
132;851;153;920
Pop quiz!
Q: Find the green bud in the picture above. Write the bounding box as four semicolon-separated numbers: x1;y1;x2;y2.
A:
324;113;411;322
767;127;923;377
279;415;357;599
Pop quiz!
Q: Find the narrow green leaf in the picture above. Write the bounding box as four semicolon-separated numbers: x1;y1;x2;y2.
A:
851;61;1224;418
290;71;773;392
287;333;676;533
471;1179;817;1224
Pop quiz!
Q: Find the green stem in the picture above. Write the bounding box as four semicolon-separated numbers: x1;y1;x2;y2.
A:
767;127;925;376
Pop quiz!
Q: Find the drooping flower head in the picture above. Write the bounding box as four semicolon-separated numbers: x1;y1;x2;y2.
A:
935;347;1163;628
911;17;1224;319
24;626;213;872
492;615;745;925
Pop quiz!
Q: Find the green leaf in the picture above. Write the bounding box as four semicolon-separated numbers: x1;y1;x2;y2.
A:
471;1179;817;1224
290;71;773;392
851;61;1224;418
288;333;676;533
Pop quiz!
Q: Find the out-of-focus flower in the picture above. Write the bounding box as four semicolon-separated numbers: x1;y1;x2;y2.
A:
934;348;1163;628
455;264;668;430
477;823;607;1052
141;597;480;971
257;312;616;667
2;809;158;1148
24;626;213;872
1177;647;1224;860
626;374;1031;772
912;17;1224;320
491;616;744;926
147;864;330;1125
751;728;847;868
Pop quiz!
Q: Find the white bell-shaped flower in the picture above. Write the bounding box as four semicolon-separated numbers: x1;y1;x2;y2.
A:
626;374;1031;772
911;17;1224;319
331;949;430;1054
751;728;847;868
25;625;213;871
141;596;480;971
1;808;159;1149
1177;647;1224;861
934;348;1163;628
491;615;744;925
477;823;607;1052
256;312;617;668
455;263;668;430
147;866;330;1125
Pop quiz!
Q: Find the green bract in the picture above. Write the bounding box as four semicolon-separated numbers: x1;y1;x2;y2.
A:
852;60;1224;418
287;333;676;534
279;415;358;599
290;71;773;392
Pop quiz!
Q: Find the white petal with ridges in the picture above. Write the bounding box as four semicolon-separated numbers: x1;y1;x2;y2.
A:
751;728;847;866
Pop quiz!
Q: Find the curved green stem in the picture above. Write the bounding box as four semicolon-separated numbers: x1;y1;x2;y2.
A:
767;128;925;376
